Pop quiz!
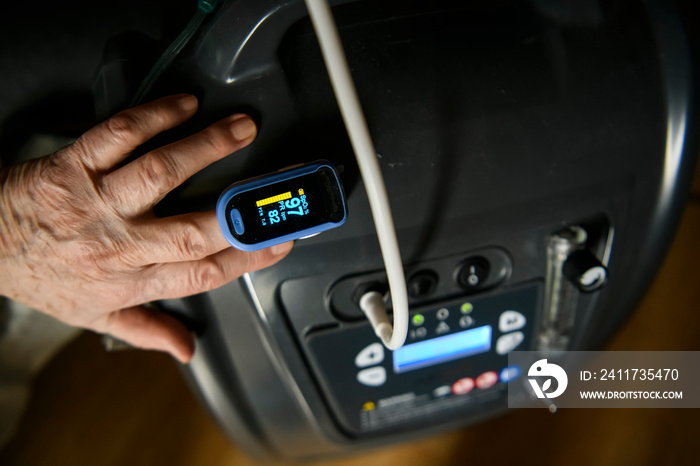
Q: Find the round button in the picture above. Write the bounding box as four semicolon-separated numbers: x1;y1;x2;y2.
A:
498;310;526;333
229;209;245;235
357;367;387;387
354;342;385;368
433;385;452;397
476;371;499;389
499;365;522;383
436;308;450;320
495;331;525;355
452;377;475;395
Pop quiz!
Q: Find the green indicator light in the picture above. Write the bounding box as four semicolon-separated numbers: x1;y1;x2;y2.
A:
460;302;474;314
412;314;425;326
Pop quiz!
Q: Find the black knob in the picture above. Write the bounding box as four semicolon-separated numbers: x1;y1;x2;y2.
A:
407;270;439;299
563;249;608;292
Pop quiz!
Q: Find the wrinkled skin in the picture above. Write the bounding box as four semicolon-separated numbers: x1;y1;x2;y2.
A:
0;95;293;363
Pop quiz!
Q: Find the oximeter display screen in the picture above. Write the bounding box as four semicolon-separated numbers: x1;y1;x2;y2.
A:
226;166;345;244
393;325;493;373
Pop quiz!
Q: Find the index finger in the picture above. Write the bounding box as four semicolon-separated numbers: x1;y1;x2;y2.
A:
74;94;199;172
102;113;257;216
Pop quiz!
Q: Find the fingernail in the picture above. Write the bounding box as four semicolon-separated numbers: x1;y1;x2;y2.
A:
177;94;198;111
175;349;193;364
270;241;293;256
231;116;257;141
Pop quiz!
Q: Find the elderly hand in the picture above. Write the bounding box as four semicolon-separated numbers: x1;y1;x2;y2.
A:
0;95;293;363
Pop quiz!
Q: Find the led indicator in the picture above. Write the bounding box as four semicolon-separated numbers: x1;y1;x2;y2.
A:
461;302;474;314
256;191;292;207
412;314;425;326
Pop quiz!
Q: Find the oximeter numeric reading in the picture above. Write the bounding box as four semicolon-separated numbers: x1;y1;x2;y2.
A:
216;161;348;251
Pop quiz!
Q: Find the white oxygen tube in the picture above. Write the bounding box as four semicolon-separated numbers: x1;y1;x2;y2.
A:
303;0;408;350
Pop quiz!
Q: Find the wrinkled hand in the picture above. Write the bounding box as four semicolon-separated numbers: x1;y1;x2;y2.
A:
0;95;293;363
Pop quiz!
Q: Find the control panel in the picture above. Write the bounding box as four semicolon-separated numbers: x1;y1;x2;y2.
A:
307;284;540;435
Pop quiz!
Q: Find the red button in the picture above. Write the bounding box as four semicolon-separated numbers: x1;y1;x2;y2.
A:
452;377;475;395
476;371;499;389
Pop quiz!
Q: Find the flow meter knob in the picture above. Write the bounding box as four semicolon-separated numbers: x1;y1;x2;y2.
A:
563;249;608;292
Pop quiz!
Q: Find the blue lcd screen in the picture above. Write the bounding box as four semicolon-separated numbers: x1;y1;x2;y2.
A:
393;325;493;373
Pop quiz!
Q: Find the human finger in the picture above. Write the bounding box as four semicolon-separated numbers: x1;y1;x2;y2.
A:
73;94;199;172
138;241;293;302
98;306;195;363
129;211;231;265
102;114;257;216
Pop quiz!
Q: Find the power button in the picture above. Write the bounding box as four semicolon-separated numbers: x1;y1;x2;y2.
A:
229;209;245;235
456;257;489;290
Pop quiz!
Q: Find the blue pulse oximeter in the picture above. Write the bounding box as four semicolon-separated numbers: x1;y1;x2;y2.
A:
216;161;348;251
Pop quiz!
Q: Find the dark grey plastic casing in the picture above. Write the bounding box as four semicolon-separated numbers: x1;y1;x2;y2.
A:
137;0;698;461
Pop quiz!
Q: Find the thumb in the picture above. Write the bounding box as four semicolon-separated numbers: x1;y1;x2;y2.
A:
100;306;195;363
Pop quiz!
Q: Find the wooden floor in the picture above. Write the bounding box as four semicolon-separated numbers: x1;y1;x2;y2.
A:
1;160;699;466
